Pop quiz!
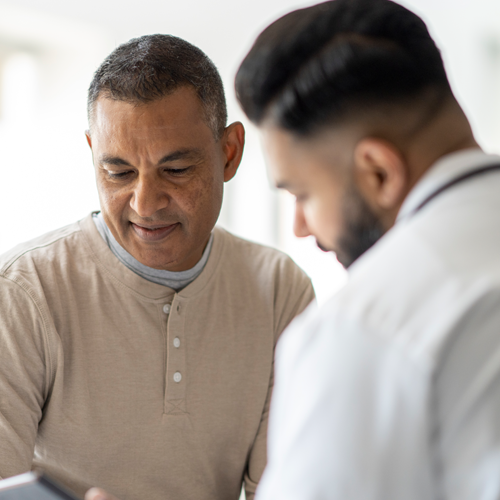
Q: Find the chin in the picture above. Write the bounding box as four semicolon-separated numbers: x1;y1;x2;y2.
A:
315;238;334;253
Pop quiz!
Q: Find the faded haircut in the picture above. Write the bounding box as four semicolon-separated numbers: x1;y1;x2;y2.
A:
235;0;452;137
88;34;227;139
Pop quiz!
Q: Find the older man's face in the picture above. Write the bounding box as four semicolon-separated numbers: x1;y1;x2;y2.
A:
87;87;238;271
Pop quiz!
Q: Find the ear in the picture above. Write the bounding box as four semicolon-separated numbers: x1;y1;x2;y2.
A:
353;137;408;212
85;130;93;149
221;122;245;182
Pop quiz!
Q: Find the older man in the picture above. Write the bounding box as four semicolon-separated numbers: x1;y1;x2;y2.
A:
0;35;314;500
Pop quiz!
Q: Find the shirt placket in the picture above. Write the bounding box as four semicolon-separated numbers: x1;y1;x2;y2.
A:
162;295;187;415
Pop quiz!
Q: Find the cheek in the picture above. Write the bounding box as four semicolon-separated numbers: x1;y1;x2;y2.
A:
305;192;343;243
177;170;223;220
180;184;205;214
96;180;126;214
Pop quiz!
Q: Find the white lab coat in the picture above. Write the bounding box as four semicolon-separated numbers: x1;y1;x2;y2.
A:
257;149;500;500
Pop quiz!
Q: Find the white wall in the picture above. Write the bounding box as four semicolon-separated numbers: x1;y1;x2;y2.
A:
0;0;499;304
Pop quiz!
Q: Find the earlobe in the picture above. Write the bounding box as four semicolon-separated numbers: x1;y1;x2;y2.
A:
353;138;408;211
222;122;245;182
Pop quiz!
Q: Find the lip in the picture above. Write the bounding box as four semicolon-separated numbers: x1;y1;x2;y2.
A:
131;222;179;242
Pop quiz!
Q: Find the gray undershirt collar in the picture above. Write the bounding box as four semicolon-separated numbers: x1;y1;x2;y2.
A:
93;212;213;291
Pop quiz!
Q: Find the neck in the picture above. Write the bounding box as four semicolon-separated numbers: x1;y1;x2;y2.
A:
404;98;479;195
378;98;479;230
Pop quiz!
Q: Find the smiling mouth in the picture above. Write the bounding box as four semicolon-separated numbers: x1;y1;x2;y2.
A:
131;222;179;242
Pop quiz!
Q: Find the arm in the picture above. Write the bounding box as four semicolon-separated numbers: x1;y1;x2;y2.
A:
256;311;434;500
242;368;272;500
245;271;315;500
0;277;51;479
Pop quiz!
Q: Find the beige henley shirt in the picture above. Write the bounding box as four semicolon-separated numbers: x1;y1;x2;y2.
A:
0;213;314;500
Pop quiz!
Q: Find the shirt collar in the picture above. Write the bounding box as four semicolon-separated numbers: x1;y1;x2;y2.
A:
397;148;500;223
93;211;213;291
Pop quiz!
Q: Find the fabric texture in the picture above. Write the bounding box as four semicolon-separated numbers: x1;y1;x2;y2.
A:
0;213;315;500
257;149;500;500
92;212;214;291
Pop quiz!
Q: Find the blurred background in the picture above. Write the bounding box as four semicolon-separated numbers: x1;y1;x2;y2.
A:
0;0;499;304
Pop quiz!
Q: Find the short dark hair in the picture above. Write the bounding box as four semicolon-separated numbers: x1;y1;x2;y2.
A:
235;0;451;136
88;34;227;138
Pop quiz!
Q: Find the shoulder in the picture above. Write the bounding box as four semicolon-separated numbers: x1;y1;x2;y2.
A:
271;225;439;376
213;227;315;335
214;226;311;287
275;290;431;406
299;212;500;367
0;218;86;279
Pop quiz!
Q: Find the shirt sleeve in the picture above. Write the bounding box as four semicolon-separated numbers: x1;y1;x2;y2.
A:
272;259;316;339
244;267;315;500
256;310;434;500
0;276;51;479
243;358;274;500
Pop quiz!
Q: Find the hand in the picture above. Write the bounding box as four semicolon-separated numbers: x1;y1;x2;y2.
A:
85;487;121;500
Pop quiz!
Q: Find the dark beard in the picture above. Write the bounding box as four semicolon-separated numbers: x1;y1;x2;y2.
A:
335;184;386;268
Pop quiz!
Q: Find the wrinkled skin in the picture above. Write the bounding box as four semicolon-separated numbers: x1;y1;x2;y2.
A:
86;86;244;272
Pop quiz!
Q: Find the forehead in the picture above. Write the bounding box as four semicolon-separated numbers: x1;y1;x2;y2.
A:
91;87;212;146
260;126;302;180
259;120;360;174
260;124;350;188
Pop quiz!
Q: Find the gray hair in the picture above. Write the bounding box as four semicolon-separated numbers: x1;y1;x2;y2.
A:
87;34;227;139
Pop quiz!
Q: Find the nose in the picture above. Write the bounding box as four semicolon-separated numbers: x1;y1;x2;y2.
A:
129;175;169;218
293;202;311;238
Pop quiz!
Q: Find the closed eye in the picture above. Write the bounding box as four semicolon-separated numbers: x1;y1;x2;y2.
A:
108;171;133;179
164;167;192;175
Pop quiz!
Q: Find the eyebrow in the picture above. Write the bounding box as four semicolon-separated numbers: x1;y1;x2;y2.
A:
99;148;204;167
99;155;132;167
158;148;203;164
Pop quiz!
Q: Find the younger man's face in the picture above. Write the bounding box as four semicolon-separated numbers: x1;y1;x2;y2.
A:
261;124;385;268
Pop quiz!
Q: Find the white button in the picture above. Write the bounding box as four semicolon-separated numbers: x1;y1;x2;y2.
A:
173;337;180;348
163;303;171;314
173;372;182;383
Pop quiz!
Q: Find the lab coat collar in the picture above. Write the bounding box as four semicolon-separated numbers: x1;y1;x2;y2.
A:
397;148;500;223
